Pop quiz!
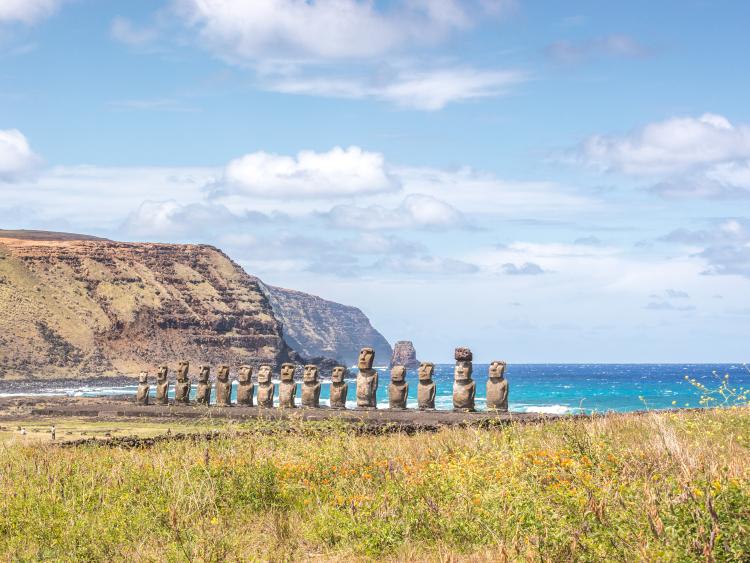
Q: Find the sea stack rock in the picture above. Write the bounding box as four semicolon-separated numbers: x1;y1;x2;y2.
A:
390;341;420;369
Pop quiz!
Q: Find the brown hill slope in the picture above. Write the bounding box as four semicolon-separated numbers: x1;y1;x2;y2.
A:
0;234;295;378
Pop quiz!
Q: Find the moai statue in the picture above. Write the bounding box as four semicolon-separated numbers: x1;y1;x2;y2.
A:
155;365;170;405
135;372;150;405
196;365;212;405
174;361;191;405
257;365;275;408
453;347;476;412
388;365;409;409
355;347;378;408
236;365;254;406
329;366;348;409
486;360;509;412
278;363;297;408
215;364;232;406
301;364;322;408
417;362;436;410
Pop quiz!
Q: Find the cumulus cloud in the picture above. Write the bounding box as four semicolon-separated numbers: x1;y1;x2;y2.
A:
324;194;466;230
211;146;398;199
501;262;546;275
575;113;750;176
0;0;61;24
373;255;479;275
173;0;513;61
268;66;527;111
546;34;651;65
0;129;41;181
660;218;750;278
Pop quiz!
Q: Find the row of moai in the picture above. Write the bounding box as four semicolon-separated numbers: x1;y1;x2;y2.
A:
134;346;508;412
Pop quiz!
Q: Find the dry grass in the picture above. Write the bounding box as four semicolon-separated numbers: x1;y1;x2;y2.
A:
0;408;748;561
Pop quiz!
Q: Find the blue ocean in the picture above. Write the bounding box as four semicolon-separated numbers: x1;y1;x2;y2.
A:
5;364;748;414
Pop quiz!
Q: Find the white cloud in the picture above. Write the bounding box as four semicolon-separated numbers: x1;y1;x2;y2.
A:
269;66;527;110
324;194;465;230
213;146;397;199
374;255;479;275
576;113;750;176
173;0;510;61
0;129;41;181
0;0;61;24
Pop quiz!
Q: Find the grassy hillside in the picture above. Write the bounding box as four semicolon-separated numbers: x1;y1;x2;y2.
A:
0;408;748;561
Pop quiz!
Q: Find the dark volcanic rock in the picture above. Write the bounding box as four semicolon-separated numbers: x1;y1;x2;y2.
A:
262;285;392;366
454;347;473;362
390;341;420;369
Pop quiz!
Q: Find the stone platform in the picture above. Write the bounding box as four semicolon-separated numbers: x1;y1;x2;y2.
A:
20;396;562;431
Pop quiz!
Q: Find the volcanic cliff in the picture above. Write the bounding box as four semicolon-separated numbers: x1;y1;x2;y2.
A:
263;285;392;366
0;230;390;378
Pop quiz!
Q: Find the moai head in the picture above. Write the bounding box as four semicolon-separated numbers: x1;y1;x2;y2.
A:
418;362;435;382
489;360;507;379
198;365;210;383
331;366;346;383
217;365;230;382
358;347;375;370
280;363;295;382
138;371;148;384
177;361;190;381
258;365;273;384
390;365;406;384
454;347;473;362
238;365;253;384
454;361;473;382
303;365;319;383
157;366;168;383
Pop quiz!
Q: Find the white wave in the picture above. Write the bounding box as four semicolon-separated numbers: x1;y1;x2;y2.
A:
518;404;571;415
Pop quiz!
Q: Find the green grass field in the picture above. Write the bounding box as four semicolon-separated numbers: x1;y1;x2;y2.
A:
0;408;748;561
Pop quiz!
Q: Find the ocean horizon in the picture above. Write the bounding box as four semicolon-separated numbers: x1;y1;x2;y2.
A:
3;363;747;414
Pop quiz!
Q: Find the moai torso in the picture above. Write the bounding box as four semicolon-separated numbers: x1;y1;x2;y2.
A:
301;365;321;408
135;372;150;405
278;363;297;408
356;347;378;408
174;361;191;404
453;347;476;412
236;365;254;406
196;366;212;405
155;366;170;405
486;360;509;412
256;365;275;407
215;364;232;406
329;366;348;409
388;365;409;409
417;362;436;410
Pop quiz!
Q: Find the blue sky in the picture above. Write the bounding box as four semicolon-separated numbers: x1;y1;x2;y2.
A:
1;0;749;362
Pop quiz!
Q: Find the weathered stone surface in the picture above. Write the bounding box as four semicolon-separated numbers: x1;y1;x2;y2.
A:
278;363;297;408
417;362;436;410
215;364;232;406
196;365;211;405
454;347;473;362
135;372;150;405
155;365;169;405
0;231;299;378
388;365;409;409
301;364;321;408
453;353;476;412
329;366;348;409
355;348;378;408
486;360;509;412
256;365;274;408
389;341;419;369
263;284;392;366
174;361;191;404
236;365;254;406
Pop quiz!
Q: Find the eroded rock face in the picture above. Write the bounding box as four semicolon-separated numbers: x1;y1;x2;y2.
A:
389;341;419;369
263;285;392;366
0;232;297;378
